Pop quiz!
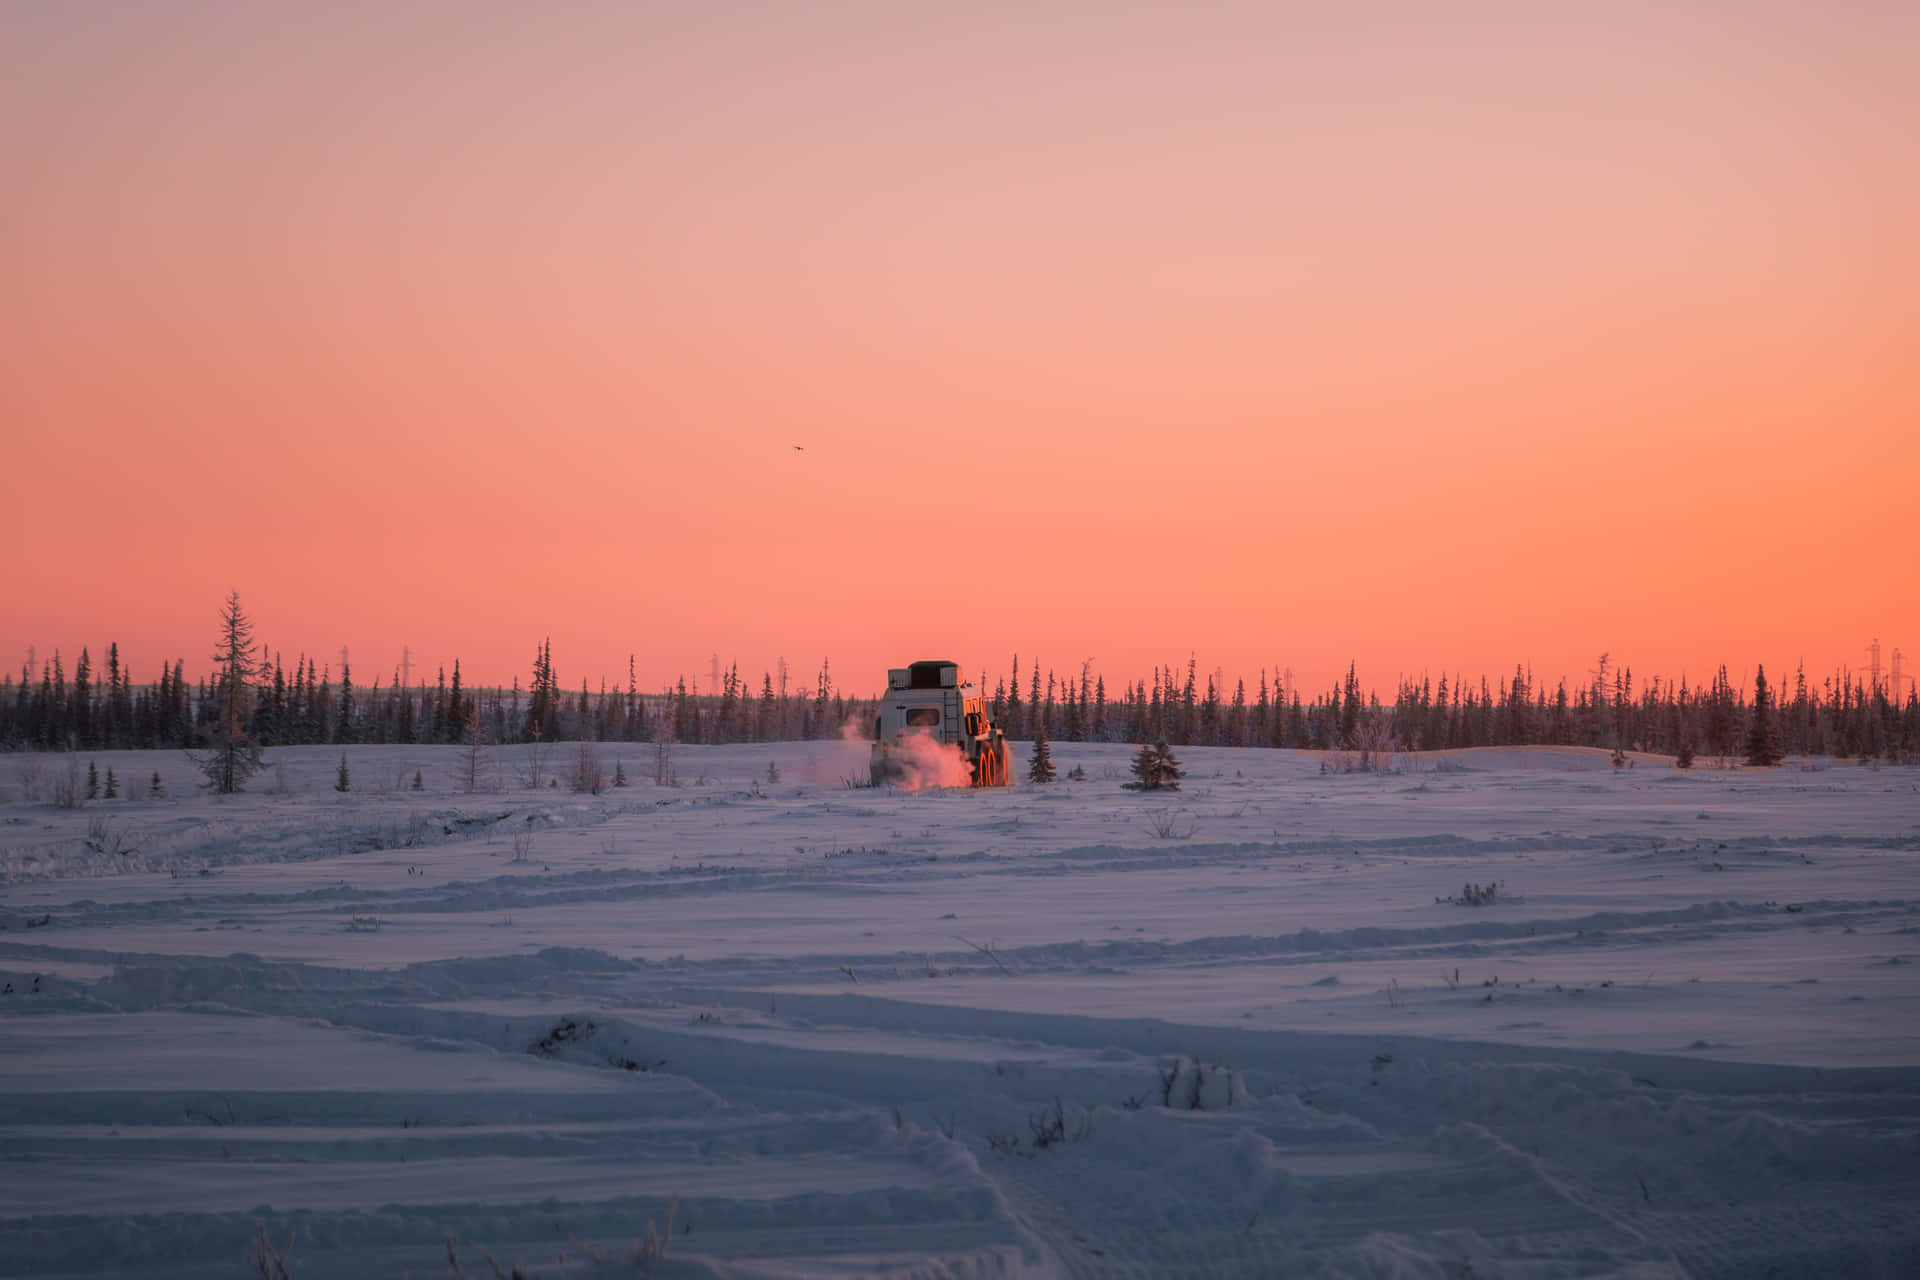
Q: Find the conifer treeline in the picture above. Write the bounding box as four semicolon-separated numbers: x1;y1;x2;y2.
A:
979;654;1916;762
0;644;864;753
3;644;1915;762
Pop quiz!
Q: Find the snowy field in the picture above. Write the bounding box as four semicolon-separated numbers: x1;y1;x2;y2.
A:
3;741;1918;1278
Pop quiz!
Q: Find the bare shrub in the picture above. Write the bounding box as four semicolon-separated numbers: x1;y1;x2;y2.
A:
17;756;46;802
628;1193;678;1271
51;757;85;809
1354;708;1398;771
1027;1096;1093;1149
1143;807;1196;839
456;710;497;793
459;739;497;795
572;740;605;794
519;739;551;790
84;816;145;857
511;828;533;863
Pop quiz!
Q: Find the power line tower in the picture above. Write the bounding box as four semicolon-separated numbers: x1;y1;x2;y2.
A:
400;645;414;689
1867;638;1883;697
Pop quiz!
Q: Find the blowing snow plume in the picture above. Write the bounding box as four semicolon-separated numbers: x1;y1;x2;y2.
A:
845;716;979;793
798;721;873;785
879;728;977;793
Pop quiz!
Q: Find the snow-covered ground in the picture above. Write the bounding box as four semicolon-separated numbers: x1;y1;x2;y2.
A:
3;742;1918;1277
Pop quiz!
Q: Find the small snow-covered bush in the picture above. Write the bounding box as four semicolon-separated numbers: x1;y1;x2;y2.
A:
1443;881;1503;906
1148;1055;1243;1110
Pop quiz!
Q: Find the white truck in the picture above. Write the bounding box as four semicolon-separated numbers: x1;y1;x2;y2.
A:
869;660;1010;787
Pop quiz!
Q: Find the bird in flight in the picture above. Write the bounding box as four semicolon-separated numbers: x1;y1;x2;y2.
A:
794;445;805;452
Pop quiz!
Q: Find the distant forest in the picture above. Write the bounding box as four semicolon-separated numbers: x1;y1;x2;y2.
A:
3;640;1916;764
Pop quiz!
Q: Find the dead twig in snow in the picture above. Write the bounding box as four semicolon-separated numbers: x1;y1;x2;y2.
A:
245;1222;295;1280
955;935;1014;975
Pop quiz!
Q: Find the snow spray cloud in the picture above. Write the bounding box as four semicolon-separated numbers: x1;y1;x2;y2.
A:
797;720;873;785
802;720;976;791
872;727;974;793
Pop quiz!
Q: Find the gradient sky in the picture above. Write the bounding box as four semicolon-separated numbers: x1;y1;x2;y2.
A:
5;1;1916;698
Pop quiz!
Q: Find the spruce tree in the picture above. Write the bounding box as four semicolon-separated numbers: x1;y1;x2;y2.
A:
456;707;491;794
104;767;118;799
1131;740;1158;789
1745;664;1783;767
86;760;100;800
335;662;355;743
335;753;351;792
1006;655;1021;732
446;661;465;744
73;649;92;747
1128;740;1182;791
201;592;264;793
150;769;164;798
1155;741;1183;790
396;668;415;744
1027;718;1055;784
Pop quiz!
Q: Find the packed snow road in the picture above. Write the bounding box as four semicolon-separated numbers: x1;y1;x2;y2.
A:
3;743;1918;1276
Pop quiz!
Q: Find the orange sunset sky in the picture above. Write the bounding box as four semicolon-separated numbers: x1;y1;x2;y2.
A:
5;2;1916;699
